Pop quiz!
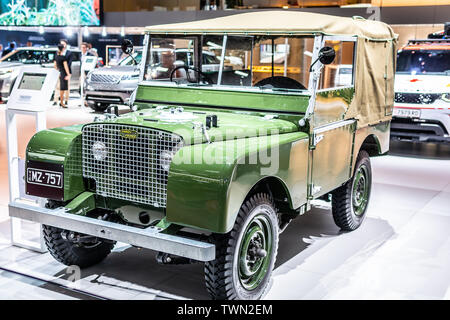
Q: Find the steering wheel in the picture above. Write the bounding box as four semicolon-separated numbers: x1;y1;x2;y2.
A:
169;65;214;84
255;76;306;90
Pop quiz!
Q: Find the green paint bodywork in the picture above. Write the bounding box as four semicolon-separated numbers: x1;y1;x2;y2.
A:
26;124;85;201
166;131;309;232
136;84;310;114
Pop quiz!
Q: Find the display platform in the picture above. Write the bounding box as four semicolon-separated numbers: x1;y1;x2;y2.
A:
0;142;448;299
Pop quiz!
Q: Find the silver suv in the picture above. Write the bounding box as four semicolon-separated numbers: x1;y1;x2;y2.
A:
0;47;81;101
84;50;143;112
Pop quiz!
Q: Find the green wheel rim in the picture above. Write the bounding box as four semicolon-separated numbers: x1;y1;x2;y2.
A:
352;164;370;216
238;213;273;291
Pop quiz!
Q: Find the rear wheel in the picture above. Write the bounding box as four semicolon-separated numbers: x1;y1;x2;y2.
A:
43;225;114;268
331;150;372;231
204;193;279;300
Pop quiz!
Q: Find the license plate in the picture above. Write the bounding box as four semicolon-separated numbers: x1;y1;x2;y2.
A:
26;161;64;201
393;108;421;118
27;168;63;188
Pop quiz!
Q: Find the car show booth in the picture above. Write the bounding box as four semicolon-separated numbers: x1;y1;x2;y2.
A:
0;1;448;303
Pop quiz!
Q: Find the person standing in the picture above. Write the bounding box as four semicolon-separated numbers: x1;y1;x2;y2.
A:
54;44;71;108
60;39;72;105
81;42;93;59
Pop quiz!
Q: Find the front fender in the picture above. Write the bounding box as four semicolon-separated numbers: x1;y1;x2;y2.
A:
166;132;309;233
26;125;85;201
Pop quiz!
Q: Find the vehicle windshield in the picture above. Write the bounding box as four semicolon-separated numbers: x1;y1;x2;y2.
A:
0;49;56;64
397;49;450;74
143;35;316;91
119;51;143;66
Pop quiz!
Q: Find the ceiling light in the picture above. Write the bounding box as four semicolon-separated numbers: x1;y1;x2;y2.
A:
83;26;89;37
64;26;73;37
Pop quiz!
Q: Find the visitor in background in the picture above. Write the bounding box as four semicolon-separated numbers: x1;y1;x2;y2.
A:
54;44;71;109
81;42;94;59
60;39;72;105
2;42;16;57
26;41;32;47
87;43;98;57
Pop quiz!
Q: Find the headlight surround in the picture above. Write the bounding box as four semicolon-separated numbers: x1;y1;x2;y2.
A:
92;141;108;161
442;93;450;103
159;150;175;172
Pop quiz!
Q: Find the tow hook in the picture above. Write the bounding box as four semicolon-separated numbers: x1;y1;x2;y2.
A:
156;252;195;265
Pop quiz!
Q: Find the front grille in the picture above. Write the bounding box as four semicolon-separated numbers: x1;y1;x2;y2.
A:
395;92;441;104
90;74;121;83
82;124;183;208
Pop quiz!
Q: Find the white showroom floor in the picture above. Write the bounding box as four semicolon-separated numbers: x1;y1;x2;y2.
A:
0;98;449;300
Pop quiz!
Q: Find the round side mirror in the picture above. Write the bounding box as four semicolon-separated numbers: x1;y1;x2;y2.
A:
318;46;336;65
121;39;134;55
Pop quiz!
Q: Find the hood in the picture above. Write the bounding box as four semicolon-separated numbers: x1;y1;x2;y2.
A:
395;73;450;93
93;107;298;145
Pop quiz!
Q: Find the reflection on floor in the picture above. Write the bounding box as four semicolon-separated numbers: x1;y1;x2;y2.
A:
0;99;449;300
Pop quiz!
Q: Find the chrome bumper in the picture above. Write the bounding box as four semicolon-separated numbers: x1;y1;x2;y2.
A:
9;202;215;262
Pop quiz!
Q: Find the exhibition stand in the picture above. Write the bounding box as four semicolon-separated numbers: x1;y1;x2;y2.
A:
5;66;59;252
80;55;98;107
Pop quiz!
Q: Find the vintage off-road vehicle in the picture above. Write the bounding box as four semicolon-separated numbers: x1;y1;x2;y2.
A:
12;11;396;300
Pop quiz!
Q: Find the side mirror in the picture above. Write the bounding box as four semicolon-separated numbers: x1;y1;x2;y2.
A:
121;39;138;65
309;46;336;72
318;46;336;65
121;39;134;55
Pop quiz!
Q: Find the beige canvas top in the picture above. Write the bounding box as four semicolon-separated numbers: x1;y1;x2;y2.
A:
145;10;396;41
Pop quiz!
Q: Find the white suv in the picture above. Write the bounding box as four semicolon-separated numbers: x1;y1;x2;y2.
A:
391;38;450;143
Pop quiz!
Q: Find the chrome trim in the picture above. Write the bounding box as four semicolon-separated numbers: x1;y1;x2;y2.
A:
9;201;216;262
82;124;183;208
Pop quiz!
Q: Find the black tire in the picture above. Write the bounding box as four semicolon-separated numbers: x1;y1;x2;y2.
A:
204;193;279;300
331;150;372;231
43;225;114;268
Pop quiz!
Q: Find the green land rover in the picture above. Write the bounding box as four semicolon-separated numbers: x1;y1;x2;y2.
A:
12;11;397;300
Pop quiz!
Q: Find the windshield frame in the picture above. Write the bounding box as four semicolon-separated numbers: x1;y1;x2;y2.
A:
143;33;318;95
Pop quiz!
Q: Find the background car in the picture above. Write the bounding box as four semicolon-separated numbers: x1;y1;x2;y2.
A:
391;37;450;143
0;47;81;101
334;64;353;87
84;49;143;112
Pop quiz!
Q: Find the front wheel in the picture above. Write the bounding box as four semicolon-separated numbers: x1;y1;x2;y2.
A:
331;150;372;231
43;225;114;268
204;193;279;300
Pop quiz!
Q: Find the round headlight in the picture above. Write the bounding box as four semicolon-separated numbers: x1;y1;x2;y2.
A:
92;141;108;161
160;150;174;172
